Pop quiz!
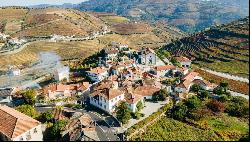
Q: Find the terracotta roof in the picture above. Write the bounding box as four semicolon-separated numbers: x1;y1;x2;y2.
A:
154;65;176;71
79;114;93;127
106;49;119;55
175;56;191;62
0;105;40;139
90;88;124;100
87;67;108;74
134;85;160;97
182;72;199;81
125;93;142;104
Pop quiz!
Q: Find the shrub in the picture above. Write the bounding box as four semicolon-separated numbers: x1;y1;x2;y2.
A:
185;96;202;110
38;110;53;123
171;103;188;121
136;101;144;111
190;84;201;93
188;108;213;121
207;100;225;113
152;89;169;101
21;89;37;106
16;105;39;118
225;96;249;118
116;102;132;124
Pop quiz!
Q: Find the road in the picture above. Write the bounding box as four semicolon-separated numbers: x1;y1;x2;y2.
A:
200;68;249;83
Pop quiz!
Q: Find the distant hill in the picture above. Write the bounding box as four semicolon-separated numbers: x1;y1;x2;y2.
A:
0;7;106;38
161;17;249;77
76;0;249;33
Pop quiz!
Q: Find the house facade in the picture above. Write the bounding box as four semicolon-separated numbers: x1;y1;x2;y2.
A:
0;105;43;141
0;88;14;106
86;67;109;82
138;48;157;65
175;56;192;68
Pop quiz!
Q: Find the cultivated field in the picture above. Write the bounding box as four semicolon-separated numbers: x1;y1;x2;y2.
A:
0;40;106;70
111;22;152;35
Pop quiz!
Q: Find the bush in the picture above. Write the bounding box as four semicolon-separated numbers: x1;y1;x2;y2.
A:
188;108;213;121
21;89;37;106
136;101;144;111
38;110;53;123
171;103;188;121
225;96;249;118
16;105;39;118
116;102;132;124
152;89;169;101
190;84;201;93
184;96;202;110
207;100;225;113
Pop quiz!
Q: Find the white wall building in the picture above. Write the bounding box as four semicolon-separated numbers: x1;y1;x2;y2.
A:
86;67;109;82
175;56;192;68
54;66;70;82
138;48;157;66
0;105;43;141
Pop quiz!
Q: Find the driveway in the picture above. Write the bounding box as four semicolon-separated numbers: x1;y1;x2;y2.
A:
122;100;169;130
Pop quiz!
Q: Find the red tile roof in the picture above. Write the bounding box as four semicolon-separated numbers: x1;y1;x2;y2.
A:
154;65;176;71
175;56;191;62
0;105;40;139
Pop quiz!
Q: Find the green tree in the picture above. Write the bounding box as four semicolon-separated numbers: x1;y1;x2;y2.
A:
152;89;168;101
171;57;181;67
21;89;36;106
50;120;69;140
16;105;39;118
171;103;188;121
219;81;229;92
225;96;249;118
213;86;225;95
38;110;53;123
136;101;144;111
190;84;201;93
185;96;202;110
199;90;209;100
116;102;132;124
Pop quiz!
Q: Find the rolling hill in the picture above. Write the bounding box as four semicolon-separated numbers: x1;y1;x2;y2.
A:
76;0;249;33
160;17;249;78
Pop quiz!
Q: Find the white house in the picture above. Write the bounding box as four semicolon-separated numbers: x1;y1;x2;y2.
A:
89;81;125;113
54;66;70;82
175;56;192;68
0;88;14;106
175;72;203;93
0;105;43;141
86;67;109;82
7;66;21;77
138;48;157;65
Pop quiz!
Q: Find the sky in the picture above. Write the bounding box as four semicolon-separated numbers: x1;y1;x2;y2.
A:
0;0;88;6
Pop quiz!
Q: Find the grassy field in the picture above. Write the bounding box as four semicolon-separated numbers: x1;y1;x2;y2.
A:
0;40;105;70
132;113;248;141
100;16;130;25
131;117;221;141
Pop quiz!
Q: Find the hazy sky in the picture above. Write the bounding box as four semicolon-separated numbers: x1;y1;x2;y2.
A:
0;0;88;6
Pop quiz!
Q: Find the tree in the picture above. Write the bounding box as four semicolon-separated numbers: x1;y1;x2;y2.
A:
199;90;209;100
170;57;181;67
190;84;201;93
21;89;36;106
50;120;69;140
16;105;39;118
207;100;225;113
136;101;144;111
171;103;188;121
213;86;225;96
219;81;229;92
152;89;168;101
225;96;249;118
184;96;202;110
38;110;53;123
116;102;132;124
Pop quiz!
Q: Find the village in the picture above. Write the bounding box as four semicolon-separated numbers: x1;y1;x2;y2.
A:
0;40;223;141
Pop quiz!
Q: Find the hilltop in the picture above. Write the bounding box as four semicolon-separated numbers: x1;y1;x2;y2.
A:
0;7;106;38
76;0;249;33
160;17;249;78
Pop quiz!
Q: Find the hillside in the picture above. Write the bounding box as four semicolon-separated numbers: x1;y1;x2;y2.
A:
76;0;249;33
161;17;249;78
0;7;106;38
0;7;183;70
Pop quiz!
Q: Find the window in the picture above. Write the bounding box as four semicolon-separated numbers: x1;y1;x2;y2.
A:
119;96;121;99
104;105;106;109
20;137;23;141
34;128;37;133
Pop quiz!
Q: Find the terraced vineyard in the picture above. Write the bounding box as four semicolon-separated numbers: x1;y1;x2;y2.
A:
162;17;249;78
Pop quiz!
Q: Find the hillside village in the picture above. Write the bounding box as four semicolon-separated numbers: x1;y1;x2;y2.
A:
0;40;228;141
0;5;249;142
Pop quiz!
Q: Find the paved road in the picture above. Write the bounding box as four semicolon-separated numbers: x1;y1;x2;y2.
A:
201;68;249;83
229;90;249;100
